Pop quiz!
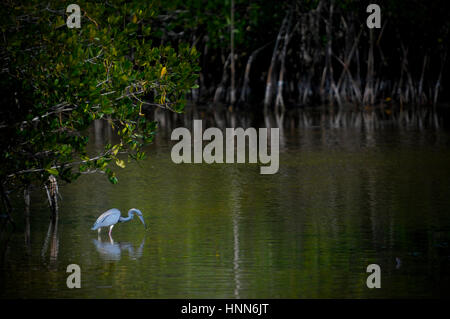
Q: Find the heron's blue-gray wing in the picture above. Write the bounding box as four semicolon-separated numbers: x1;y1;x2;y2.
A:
91;208;121;230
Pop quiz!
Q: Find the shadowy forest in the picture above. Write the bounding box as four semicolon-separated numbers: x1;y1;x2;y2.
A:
150;0;450;109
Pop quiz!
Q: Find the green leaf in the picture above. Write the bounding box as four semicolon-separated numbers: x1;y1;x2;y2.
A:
109;176;118;184
116;159;126;168
46;168;59;176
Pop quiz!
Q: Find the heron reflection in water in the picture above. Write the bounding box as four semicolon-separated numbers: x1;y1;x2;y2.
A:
92;236;145;261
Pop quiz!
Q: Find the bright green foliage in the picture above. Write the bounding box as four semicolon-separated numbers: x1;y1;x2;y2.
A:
0;1;199;187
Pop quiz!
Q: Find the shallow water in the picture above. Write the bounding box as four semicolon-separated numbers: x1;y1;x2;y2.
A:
1;106;450;298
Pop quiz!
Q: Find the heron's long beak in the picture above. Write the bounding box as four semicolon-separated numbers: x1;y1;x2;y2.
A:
138;215;147;229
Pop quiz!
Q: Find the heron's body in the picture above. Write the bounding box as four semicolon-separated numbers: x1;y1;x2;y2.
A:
91;208;146;236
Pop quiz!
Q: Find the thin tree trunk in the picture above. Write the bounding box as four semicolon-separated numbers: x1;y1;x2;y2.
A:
418;54;428;103
434;50;447;106
401;45;415;104
239;42;271;103
230;0;236;105
327;0;340;105
363;29;375;105
24;185;31;248
214;54;231;103
264;10;290;110
275;16;295;112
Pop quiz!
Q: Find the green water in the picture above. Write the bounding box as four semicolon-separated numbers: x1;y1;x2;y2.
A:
1;108;450;298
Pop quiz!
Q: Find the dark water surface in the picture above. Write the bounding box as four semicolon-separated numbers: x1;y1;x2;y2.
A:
1;106;450;298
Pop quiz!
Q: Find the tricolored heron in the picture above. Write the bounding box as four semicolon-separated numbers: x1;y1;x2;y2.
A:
91;208;146;236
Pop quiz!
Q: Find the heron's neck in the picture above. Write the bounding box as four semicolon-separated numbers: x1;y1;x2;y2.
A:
119;209;139;223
